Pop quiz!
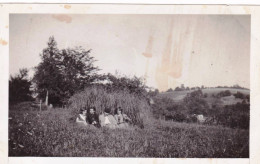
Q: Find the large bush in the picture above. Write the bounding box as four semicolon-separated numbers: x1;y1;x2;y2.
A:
212;103;250;129
9;68;33;104
68;85;152;128
233;91;245;99
216;90;232;97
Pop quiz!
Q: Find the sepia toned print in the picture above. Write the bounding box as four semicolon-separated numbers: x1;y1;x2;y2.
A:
9;14;249;157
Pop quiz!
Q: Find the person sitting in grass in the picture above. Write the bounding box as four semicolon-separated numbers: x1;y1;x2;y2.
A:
114;107;132;128
76;107;88;126
99;107;118;129
87;107;100;128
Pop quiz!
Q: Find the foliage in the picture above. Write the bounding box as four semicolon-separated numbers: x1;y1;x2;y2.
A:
147;89;159;97
68;85;151;128
211;103;250;129
174;87;181;91
183;90;210;115
102;73;148;98
152;90;209;122
33;36;100;106
153;89;249;129
166;88;174;92
9;109;249;157
9;68;33;104
233;91;245;99
216;90;231;97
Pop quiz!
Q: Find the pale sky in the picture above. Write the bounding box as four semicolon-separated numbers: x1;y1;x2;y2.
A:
10;14;250;91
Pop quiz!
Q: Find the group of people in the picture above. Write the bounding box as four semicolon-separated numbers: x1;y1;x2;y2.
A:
76;106;132;129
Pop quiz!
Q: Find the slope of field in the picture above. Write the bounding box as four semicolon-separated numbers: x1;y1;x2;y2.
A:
9;109;249;157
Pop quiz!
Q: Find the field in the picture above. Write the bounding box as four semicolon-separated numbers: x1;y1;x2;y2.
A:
160;88;249;105
9;108;249;157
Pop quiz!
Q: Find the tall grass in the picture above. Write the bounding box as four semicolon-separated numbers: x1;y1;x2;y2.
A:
9;109;249;157
68;85;152;128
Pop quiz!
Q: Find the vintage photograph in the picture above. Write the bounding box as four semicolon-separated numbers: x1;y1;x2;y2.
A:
9;14;250;157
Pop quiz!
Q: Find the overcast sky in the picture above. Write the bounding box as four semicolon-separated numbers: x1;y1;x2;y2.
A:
10;14;250;91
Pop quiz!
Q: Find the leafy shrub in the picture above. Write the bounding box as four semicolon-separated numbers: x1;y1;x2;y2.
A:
9;68;33;104
183;90;210;115
211;103;249;129
103;73;148;99
233;91;245;99
68;85;152;128
216;90;231;97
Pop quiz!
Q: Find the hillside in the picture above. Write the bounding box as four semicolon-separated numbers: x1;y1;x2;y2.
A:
160;88;250;104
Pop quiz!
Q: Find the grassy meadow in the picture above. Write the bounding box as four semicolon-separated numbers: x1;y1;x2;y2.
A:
9;108;249;157
8;87;250;157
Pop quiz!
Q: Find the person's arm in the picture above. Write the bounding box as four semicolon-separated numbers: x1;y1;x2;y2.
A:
114;115;119;124
92;114;99;124
123;114;131;121
76;115;84;122
99;114;104;127
79;114;86;121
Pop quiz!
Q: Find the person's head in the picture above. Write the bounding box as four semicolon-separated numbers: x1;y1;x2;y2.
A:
104;107;111;114
83;110;87;116
89;106;96;114
80;108;87;116
115;107;123;115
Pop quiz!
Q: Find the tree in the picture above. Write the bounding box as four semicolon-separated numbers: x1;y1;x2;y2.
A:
9;68;33;104
233;91;245;99
103;73;148;98
175;87;182;91
33;36;100;106
183;89;209;115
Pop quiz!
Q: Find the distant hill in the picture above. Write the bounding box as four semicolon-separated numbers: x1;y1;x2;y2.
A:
160;88;250;103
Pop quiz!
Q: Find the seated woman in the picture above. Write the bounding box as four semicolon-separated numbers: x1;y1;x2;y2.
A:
114;107;132;128
76;108;88;126
87;107;100;128
99;108;118;129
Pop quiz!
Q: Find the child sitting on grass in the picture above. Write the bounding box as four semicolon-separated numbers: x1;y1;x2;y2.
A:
87;107;101;128
114;107;132;128
99;107;118;129
76;107;88;126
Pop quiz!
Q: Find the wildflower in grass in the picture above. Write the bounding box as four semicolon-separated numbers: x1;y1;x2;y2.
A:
18;144;24;148
27;132;33;136
18;123;23;126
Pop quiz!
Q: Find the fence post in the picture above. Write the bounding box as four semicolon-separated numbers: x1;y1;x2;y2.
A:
40;100;42;111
